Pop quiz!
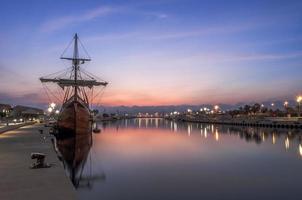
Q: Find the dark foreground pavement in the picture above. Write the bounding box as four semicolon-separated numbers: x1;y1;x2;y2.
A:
0;124;76;200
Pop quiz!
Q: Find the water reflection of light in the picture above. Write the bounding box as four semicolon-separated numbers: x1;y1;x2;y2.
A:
187;125;191;136
155;118;159;128
285;137;290;150
211;125;214;133
272;134;276;144
138;118;142;128
215;129;219;141
299;144;302;157
204;128;207;138
173;122;177;132
200;128;203;137
262;132;265;142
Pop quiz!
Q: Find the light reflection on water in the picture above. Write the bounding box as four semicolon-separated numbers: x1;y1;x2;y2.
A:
75;118;302;200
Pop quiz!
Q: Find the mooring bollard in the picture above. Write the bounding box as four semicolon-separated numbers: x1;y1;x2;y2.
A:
30;152;51;169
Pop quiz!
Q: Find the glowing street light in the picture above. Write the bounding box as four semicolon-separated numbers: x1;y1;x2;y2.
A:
50;102;56;109
284;101;288;107
55;110;60;114
48;107;53;113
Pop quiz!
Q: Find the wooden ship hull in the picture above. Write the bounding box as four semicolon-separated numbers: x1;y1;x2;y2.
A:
57;97;92;136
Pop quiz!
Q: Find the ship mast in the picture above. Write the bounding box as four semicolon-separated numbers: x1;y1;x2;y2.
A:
73;33;79;101
40;33;108;104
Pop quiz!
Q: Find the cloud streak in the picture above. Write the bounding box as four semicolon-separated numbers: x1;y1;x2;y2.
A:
83;22;255;43
40;5;168;33
0;91;46;107
190;51;302;63
40;6;117;33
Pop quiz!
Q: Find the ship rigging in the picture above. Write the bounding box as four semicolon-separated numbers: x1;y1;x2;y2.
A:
40;33;108;135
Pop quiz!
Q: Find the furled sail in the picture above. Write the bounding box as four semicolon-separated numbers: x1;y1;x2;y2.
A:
40;78;108;89
40;33;108;107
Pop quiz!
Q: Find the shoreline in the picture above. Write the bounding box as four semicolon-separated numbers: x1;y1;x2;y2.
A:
166;116;302;129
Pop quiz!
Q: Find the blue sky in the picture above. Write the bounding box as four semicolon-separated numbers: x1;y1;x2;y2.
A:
0;0;302;106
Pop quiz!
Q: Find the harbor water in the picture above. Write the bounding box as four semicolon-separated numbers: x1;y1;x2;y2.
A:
64;119;302;200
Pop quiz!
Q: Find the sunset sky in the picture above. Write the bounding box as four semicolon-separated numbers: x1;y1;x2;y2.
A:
0;0;302;107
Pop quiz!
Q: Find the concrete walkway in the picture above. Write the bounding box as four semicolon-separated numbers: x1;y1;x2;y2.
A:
0;122;36;134
0;124;76;200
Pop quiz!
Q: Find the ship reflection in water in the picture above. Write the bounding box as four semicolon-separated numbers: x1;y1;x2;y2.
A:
61;119;302;200
54;132;106;189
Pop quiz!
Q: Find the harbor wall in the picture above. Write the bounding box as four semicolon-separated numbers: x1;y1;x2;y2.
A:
166;115;302;129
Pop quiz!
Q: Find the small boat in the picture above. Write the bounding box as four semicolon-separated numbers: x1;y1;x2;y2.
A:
40;34;108;136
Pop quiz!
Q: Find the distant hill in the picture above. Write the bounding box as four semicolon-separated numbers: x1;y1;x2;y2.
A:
1;99;296;115
95;100;296;114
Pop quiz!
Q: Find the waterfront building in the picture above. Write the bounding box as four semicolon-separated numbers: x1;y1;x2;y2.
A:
10;105;44;121
0;103;12;118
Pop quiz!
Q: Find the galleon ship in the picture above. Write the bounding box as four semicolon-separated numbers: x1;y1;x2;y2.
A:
40;34;108;136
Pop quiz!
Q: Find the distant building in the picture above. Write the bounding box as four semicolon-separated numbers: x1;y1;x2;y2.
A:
10;105;44;120
0;103;12;118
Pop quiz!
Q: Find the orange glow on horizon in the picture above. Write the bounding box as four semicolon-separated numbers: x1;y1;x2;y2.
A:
2;85;300;107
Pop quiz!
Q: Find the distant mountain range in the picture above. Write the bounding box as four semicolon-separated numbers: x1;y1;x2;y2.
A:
1;100;296;114
95;100;297;114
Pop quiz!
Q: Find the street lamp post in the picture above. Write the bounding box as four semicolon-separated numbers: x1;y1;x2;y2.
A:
270;103;275;117
297;96;302;117
283;101;289;117
284;101;288;108
284;101;288;115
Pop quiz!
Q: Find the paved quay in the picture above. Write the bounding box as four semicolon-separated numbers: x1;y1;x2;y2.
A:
0;124;76;200
0;122;36;134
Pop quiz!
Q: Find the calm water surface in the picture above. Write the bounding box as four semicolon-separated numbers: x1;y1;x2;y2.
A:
61;119;302;200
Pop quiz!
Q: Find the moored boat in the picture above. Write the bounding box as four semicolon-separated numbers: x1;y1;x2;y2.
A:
40;34;108;136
